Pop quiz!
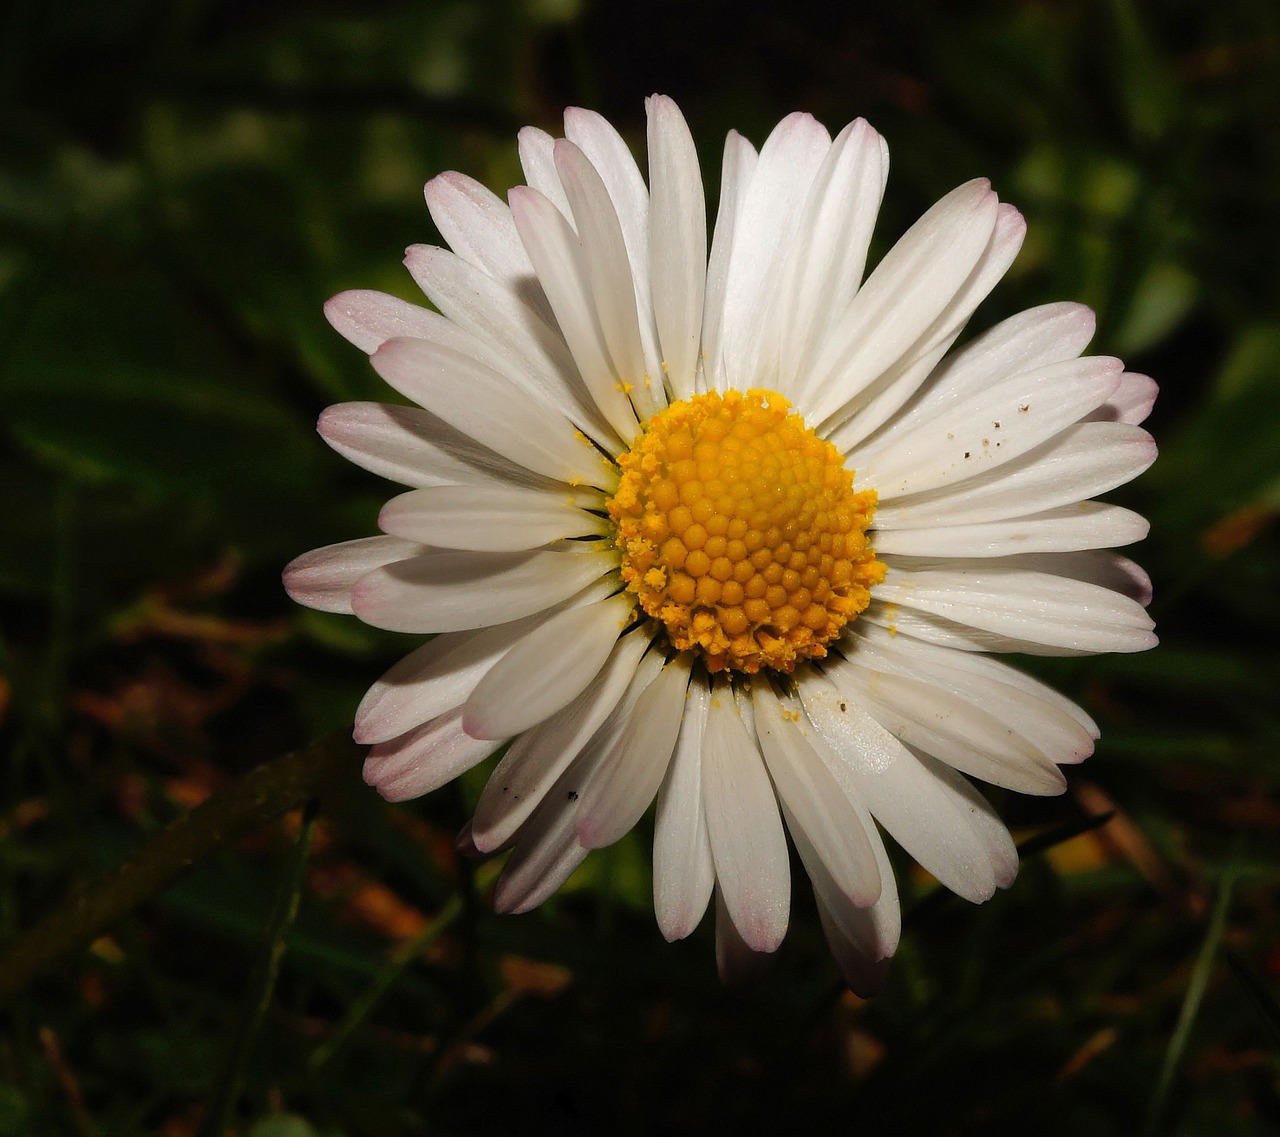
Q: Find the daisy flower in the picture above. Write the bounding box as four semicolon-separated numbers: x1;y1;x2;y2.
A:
285;96;1157;992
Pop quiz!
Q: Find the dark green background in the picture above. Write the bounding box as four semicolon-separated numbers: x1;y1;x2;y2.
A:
2;1;1279;1134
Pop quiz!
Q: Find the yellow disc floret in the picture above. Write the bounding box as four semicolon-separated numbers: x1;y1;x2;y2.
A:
607;389;885;674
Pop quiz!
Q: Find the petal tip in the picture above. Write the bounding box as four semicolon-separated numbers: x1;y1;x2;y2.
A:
425;169;460;192
656;914;697;943
315;404;340;440
573;815;603;850
459;706;503;742
361;755;413;803
740;915;788;955
455;823;481;857
281;555;322;607
995;858;1019;892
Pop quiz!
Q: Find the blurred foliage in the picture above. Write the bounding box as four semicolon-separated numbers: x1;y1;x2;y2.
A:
1;0;1279;1134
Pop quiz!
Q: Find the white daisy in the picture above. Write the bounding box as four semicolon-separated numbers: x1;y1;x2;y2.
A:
285;96;1157;992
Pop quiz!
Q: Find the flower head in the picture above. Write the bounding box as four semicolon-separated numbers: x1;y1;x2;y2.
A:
285;97;1157;991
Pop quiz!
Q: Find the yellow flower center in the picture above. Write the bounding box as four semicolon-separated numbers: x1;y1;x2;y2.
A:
607;389;885;674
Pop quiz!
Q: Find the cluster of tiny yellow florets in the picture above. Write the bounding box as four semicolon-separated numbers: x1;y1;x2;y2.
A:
607;389;884;674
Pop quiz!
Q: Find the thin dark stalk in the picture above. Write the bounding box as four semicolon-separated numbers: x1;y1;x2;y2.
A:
0;732;359;1005
199;801;318;1137
1144;858;1240;1136
307;894;463;1075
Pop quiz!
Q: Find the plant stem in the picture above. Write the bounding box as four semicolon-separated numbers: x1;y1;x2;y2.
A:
199;801;319;1137
0;731;359;1005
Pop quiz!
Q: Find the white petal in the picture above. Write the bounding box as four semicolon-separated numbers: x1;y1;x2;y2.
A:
872;421;1158;528
563;106;665;390
802;179;999;421
493;644;668;914
403;244;622;449
454;821;479;858
700;685;790;953
423;171;540;293
370;335;610;487
350;544;614;634
469;632;651;852
873;502;1150;557
554;139;654;415
924;752;1019;890
378;483;605;551
770;118;888;399
652;677;715;941
824;659;1067;794
797;671;1017;901
492;780;589;915
516;126;571;215
860;301;1097;442
858;356;1123;499
1087;372;1158;424
817;203;1027;441
509;186;642;442
318;402;542;489
463;592;634;739
646;94;707;401
872;559;1157;654
354;577;619;744
355;626;510;746
283;535;419;614
323;290;441;354
897;549;1153;604
918;639;1098;740
1051;549;1153;605
340;300;604;481
563;106;650;265
842;621;1098;758
798;805;900;995
329;290;525;389
715;887;774;984
862;603;1087;657
719;112;832;389
701;131;758;390
363;708;503;803
575;654;691;849
752;685;882;904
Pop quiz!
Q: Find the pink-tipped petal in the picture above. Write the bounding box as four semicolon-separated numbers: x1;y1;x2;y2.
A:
463;593;633;740
363;708;504;803
283;535;419;615
652;678;715;941
700;686;790;953
575;655;691;849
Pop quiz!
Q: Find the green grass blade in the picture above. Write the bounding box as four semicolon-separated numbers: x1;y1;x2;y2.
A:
1143;859;1240;1136
307;894;463;1075
199;802;318;1137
